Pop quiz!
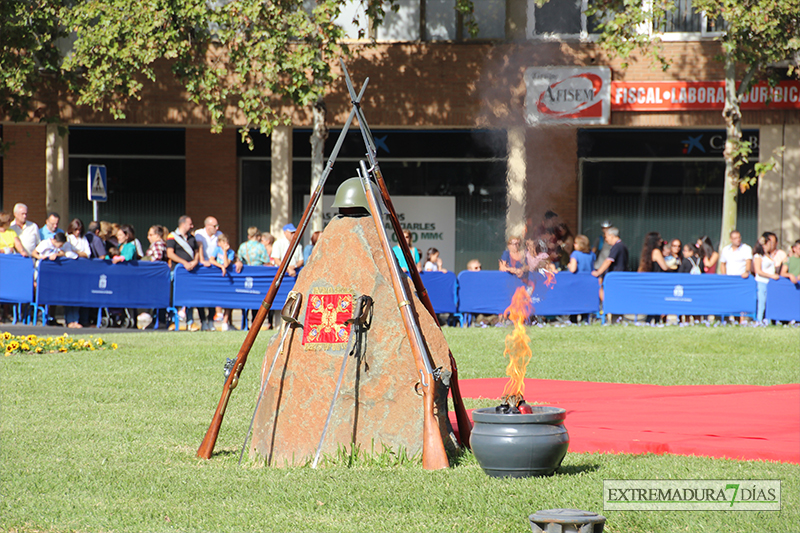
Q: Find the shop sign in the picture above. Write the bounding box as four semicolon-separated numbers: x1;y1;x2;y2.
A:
611;80;800;111
525;67;611;125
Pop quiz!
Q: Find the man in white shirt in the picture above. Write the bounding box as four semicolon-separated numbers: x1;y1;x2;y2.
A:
719;230;752;278
270;223;304;277
10;203;40;255
194;216;222;266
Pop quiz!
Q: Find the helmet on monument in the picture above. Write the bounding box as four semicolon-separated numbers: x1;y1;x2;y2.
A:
331;177;379;213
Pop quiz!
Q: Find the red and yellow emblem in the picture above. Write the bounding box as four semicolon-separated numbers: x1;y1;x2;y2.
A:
302;291;354;350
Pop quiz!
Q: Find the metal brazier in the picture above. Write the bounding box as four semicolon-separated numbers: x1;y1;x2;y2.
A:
470;406;569;478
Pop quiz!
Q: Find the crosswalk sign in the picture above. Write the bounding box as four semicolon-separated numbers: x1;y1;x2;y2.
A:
87;165;108;202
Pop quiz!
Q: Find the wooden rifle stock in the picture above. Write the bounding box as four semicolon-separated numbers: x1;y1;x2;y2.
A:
197;224;309;459
358;162;449;470
197;80;369;459
370;162;472;448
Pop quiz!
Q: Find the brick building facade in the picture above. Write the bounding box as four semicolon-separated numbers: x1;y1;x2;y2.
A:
2;8;798;270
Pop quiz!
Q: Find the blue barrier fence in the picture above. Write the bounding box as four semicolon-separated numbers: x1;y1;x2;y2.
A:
457;271;600;316
766;278;800;322
2;255;799;324
0;254;34;304
173;265;297;310
603;272;758;316
37;258;171;308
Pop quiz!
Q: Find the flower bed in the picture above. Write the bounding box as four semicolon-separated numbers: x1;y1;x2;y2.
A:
3;332;118;355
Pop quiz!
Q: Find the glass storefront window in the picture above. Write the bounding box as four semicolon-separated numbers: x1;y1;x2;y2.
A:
69;127;185;234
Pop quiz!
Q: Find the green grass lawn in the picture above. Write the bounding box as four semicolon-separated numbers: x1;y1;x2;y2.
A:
2;326;798;532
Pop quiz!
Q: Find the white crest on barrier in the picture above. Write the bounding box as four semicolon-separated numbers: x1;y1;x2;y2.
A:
99;274;108;289
244;277;254;290
673;285;684;298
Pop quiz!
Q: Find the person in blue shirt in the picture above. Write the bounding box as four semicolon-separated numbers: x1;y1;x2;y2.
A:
208;234;239;330
567;235;596;273
392;229;421;272
38;212;65;241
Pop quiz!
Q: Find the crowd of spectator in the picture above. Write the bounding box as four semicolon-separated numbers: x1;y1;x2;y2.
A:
0;204;313;331
3;203;799;328
489;211;799;325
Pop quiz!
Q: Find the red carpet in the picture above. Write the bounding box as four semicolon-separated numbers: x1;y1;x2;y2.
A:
450;379;800;464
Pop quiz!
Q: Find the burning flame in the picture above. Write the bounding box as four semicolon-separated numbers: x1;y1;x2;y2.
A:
502;287;533;402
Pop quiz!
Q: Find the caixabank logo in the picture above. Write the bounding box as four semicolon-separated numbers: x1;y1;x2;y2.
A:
604;480;781;511
525;67;611;125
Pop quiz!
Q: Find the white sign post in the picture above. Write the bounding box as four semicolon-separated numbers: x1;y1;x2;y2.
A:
87;164;108;221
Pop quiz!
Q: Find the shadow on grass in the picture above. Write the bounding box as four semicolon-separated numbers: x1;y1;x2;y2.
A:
556;462;601;475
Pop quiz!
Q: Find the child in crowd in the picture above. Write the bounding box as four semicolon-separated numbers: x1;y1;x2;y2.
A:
423;247;447;272
466;259;482;271
678;243;703;274
105;245;121;261
209;234;236;330
33;232;77;261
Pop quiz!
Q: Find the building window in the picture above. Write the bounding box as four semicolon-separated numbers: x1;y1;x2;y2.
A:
527;0;722;41
334;0;505;42
655;0;724;39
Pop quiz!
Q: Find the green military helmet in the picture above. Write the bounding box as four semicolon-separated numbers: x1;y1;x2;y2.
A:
331;177;379;213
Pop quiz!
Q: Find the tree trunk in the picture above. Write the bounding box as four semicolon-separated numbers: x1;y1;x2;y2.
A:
310;97;329;233
719;51;742;251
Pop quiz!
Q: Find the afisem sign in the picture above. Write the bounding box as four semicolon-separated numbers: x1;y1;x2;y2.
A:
524;67;611;125
611;80;800;111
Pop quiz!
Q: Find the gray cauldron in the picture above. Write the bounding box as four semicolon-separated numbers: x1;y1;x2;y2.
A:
470;406;569;478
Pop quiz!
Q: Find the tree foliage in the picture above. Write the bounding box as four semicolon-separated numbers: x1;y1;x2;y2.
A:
2;0;476;148
0;0;68;123
587;0;799;244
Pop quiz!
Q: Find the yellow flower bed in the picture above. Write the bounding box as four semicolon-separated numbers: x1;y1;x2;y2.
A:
2;333;119;356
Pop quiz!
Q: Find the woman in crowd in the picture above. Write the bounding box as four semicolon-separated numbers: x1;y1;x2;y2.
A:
66;219;90;259
145;225;167;261
753;235;781;323
567;234;595;273
779;239;800;284
63;219;91;327
638;232;670;272
639;232;671;324
423;247;447;273
663;238;682;271
499;235;525;278
0;212;27;323
697;235;719;274
111;224;138;263
239;226;269;265
0;212;27;256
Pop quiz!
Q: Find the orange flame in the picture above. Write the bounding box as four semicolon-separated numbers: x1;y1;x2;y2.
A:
543;269;556;288
502;287;533;401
